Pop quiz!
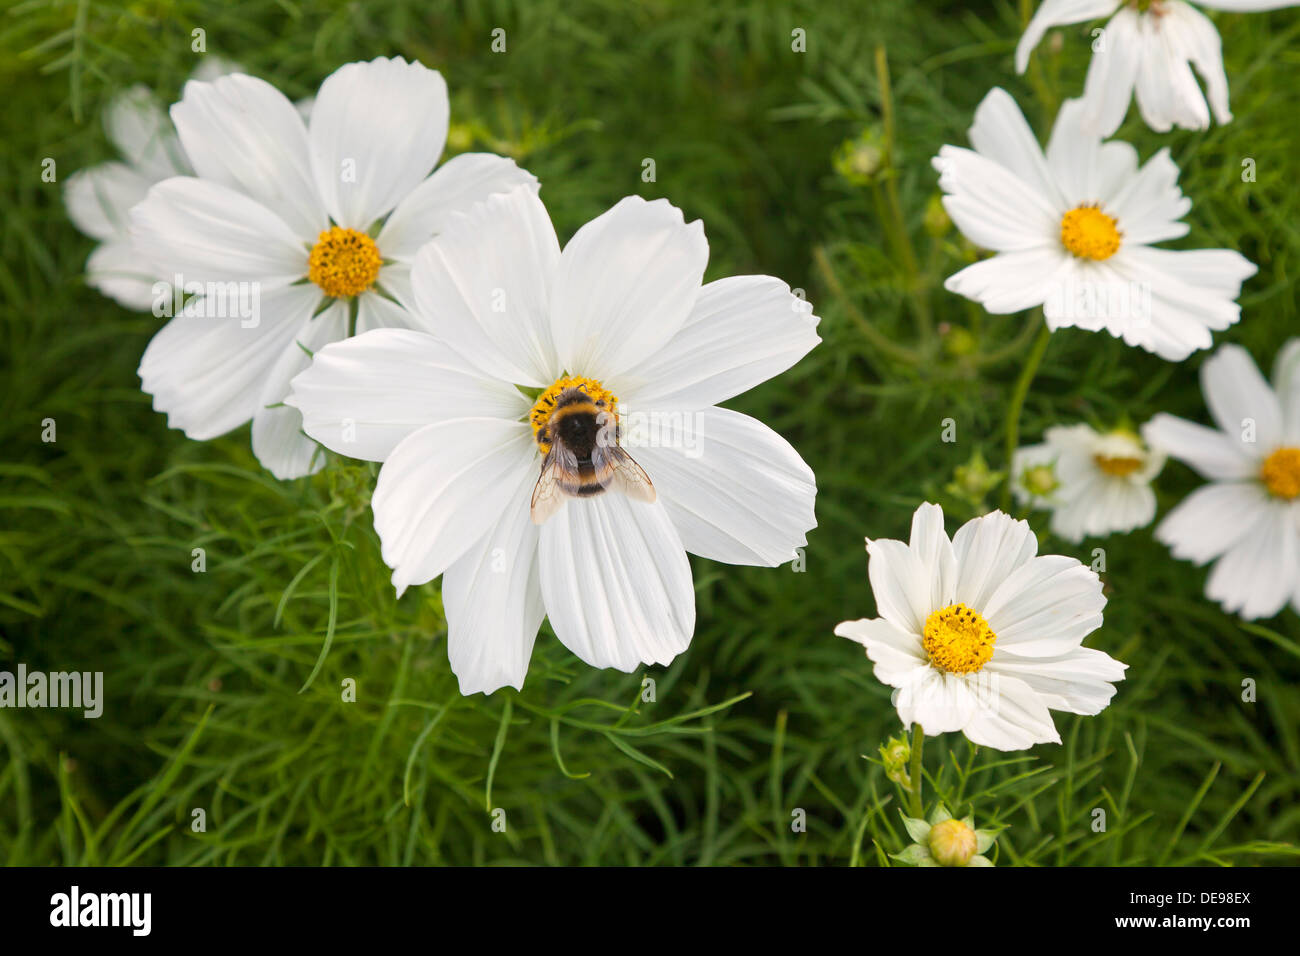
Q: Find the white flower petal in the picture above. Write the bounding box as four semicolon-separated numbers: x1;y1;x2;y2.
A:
908;502;958;611
933;146;1059;252
250;302;350;480
618;275;820;410
1205;501;1299;619
1103;247;1254;360
442;463;545;695
539;494;695;671
896;668;981;736
550;196;708;381
138;283;323;440
308;56;449;229
1155;481;1272;564
411;186;560;387
1272;338;1300;443
372;418;535;597
84;238;158;310
1201;342;1283;450
867;537;932;635
982;554;1106;656
961;672;1062;750
355;289;415;335
968;87;1064;207
945;246;1073;314
171;73;325;238
130;177;306;286
288;327;530;463
1015;0;1122;73
104;85;187;180
625;406;816;567
1142;413;1257;480
1106;147;1191;244
65;161;152;241
1079;7;1142;136
951;510;1039;612
1171;1;1232;125
377;152;539;262
987;645;1126;715
834;617;927;685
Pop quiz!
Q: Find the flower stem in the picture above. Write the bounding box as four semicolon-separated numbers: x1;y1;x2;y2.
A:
1001;320;1051;512
907;724;926;818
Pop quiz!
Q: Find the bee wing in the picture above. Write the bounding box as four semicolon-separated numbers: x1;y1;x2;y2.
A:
530;444;581;525
593;445;657;504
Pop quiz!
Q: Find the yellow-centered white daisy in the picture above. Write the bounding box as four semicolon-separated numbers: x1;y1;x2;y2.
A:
1143;340;1300;619
835;503;1126;751
934;88;1256;361
1014;423;1165;542
1016;1;1300;136
286;186;821;695
64;57;244;308
127;56;536;479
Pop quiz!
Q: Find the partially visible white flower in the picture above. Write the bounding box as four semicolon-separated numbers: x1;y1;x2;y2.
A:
127;56;536;479
835;503;1126;751
286;186;820;695
1143;340;1300;619
934;87;1256;361
64;57;303;309
895;805;1000;867
1015;0;1300;136
1014;423;1165;541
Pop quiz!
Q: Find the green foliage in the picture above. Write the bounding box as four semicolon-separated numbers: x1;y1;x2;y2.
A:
1;0;1298;865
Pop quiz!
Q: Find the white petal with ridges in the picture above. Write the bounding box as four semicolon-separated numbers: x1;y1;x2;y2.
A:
287;327;530;462
372;419;535;597
550;196;708;382
251;301;350;480
309;57;449;229
442;463;545;695
377;153;539;261
171;73;325;238
411;186;560;386
138;283;323;441
619;275;820;410
626;407;816;567
130;177;307;286
539;494;695;671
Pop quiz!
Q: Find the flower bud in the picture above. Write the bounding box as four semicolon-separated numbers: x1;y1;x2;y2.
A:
928;818;978;867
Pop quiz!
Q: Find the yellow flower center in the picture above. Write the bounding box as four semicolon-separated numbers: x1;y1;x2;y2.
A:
922;603;996;674
1060;204;1121;261
308;227;382;298
528;376;618;453
928;818;978;867
1094;454;1144;477
1261;447;1300;499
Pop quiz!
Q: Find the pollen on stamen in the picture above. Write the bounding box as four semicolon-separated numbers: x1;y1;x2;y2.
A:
922;603;996;674
308;226;382;298
1261;447;1300;500
528;376;618;453
1094;454;1144;477
1060;204;1122;261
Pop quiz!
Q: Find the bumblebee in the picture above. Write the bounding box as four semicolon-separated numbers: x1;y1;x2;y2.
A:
530;386;655;524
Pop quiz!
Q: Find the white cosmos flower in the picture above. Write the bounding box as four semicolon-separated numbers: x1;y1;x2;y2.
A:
64;56;245;308
835;503;1126;751
1016;1;1300;137
934;88;1256;361
127;56;536;479
1143;340;1300;619
1013;423;1165;541
285;186;821;695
